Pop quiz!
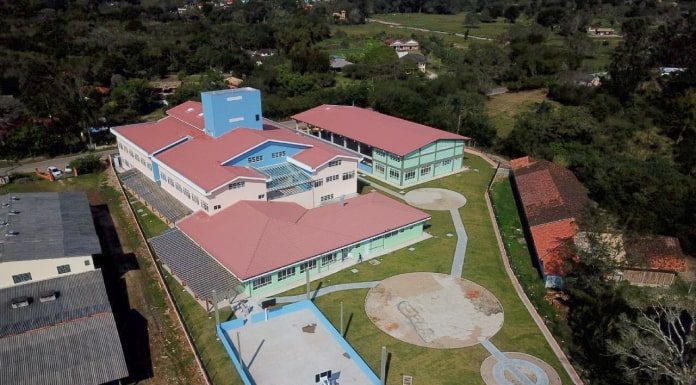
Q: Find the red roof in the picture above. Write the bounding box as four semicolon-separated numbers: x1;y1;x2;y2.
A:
155;122;355;192
177;192;431;280
292;105;468;156
530;219;577;277
112;117;204;155
626;236;687;272
166;101;205;130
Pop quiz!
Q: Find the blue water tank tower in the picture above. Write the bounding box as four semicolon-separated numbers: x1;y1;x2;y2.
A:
201;88;263;138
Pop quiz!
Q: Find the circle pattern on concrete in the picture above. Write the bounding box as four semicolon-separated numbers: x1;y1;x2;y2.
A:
481;352;561;385
404;188;467;210
364;272;503;348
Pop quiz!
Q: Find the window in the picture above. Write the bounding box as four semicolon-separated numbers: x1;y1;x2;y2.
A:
389;154;401;162
300;259;317;273
420;166;431;176
313;180;323;188
326;174;339;183
404;170;416;180
255;114;260;121
328;159;341;167
84;259;91;266
374;149;385;157
147;163;152;170
271;151;286;159
183;189;191;199
201;202;209;211
192;195;199;205
12;273;32;284
118;143;123;150
321;254;337;266
252;275;272;290
342;171;355;181
258;194;265;199
248;155;263;163
175;183;182;192
214;204;221;210
320;194;334;202
375;164;385;173
277;267;296;281
442;159;452;166
384;230;398;238
389;169;400;179
57;264;71;274
228;181;245;190
168;178;174;187
160;172;167;181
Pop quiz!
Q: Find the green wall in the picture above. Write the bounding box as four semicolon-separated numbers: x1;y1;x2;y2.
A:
245;222;424;297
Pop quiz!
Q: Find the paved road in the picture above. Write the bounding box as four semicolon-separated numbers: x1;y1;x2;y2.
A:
0;148;117;176
450;208;469;277
367;18;494;41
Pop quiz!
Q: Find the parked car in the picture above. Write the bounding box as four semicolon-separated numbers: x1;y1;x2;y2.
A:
47;166;62;178
64;164;73;174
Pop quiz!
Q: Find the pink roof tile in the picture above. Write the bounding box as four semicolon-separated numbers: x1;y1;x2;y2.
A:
155;121;355;192
177;192;431;280
111;116;204;155
166;101;205;130
530;219;577;277
292;105;468;156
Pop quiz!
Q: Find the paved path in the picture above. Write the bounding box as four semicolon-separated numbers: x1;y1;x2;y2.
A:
274;281;380;304
368;18;494;41
450;208;468;277
0;148;117;176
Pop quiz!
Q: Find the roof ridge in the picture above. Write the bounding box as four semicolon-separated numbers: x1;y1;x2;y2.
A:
242;213;272;277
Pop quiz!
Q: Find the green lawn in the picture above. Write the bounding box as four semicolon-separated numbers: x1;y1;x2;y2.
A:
372;12;515;39
333;22;471;49
485;89;550;139
279;154;574;385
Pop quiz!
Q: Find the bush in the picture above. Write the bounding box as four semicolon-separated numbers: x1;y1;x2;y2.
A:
69;154;103;175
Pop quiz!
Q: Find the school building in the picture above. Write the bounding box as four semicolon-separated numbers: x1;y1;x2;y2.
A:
292;105;469;187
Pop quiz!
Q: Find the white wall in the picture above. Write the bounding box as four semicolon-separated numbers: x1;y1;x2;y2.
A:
311;158;358;207
116;138;156;181
0;256;95;289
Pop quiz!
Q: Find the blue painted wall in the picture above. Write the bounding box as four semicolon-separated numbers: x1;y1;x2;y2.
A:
151;160;161;181
202;88;263;138
225;141;310;168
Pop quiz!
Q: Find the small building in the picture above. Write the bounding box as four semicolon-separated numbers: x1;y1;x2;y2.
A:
560;71;602;87
149;75;182;100
0;192;101;289
292;105;468;187
330;56;354;71
587;27;616;36
0;270;128;385
511;156;591;289
332;10;347;21
399;52;427;73
389;38;420;51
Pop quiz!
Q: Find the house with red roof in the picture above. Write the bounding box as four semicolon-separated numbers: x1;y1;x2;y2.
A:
111;88;361;212
292;105;469;187
511;156;591;289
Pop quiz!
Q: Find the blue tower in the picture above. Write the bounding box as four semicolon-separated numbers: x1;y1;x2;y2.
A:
201;88;263;138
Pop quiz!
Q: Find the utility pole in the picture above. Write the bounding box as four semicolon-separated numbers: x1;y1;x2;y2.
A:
212;289;220;326
380;346;387;385
306;268;311;300
340;301;344;336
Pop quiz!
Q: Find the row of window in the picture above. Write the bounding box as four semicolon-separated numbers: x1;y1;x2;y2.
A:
328;159;341;167
162;171;210;211
248;155;263;163
271;151;286;159
251;253;339;290
326;174;339;183
228;181;245;190
320;194;334;202
11;260;91;285
342;171;355;181
377;158;457;181
373;149;400;163
120;142;150;170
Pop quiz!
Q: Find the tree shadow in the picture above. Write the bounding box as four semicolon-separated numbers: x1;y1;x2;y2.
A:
91;204;153;383
311;281;324;301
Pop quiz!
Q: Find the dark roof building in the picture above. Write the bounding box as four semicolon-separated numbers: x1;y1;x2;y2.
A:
0;270;128;385
0;192;101;263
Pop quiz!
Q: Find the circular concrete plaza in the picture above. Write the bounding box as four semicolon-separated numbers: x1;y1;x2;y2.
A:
403;188;467;211
364;272;503;348
481;352;561;385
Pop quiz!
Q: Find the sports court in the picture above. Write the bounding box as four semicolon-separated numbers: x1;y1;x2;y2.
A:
218;301;380;385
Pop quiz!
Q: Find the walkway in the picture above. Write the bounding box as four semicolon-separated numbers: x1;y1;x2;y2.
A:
450;208;468;277
275;281;380;304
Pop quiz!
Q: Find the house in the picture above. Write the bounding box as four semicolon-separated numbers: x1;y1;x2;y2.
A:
389;38;420;51
112;88;433;301
658;67;686;76
332;10;346;20
399;52;427;73
292;105;468;187
224;75;243;88
561;71;601;87
510;156;591;288
0;270;128;385
0;192;102;289
330;56;354;70
587;27;616;36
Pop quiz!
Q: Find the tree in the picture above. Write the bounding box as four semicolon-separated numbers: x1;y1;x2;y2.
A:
504;6;520;23
609;300;696;385
608;18;652;101
0;95;24;139
464;12;480;27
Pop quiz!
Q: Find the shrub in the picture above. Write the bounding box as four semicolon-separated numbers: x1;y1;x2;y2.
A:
69;154;103;174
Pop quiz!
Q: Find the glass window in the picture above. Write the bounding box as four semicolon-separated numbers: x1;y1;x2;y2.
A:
342;171;355;180
84;259;91;266
258;194;265;199
271;151;286;159
420;166;431;176
248;155;263;163
326;175;339;183
389;169;400;179
57;264;71;274
375;164;385;173
443;159;452;166
214;204;221;210
321;254;337;266
404;170;416;180
252;275;272;290
201;202;209;211
320;194;334;202
300;259;317;273
228;181;245;190
328;159;341;167
12;273;32;284
277;267;296;281
313;180;323;188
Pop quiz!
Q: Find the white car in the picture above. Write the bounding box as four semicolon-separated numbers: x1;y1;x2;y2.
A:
47;166;62;178
64;164;73;174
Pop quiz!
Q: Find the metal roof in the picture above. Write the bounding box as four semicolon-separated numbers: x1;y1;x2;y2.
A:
0;270;128;385
0;192;101;263
149;229;244;302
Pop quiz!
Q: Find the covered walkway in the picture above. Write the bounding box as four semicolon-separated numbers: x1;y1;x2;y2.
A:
119;169;191;223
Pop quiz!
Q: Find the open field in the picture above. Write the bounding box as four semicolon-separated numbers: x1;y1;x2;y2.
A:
372;12;515;39
486;89;549;138
279;154;574;385
332;22;471;50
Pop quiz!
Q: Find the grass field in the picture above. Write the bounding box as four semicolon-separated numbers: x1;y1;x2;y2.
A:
333;22;471;49
278;154;574;385
486;89;549;138
372;12;515;39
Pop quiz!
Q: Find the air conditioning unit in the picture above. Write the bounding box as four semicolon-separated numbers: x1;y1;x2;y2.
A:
11;296;31;309
39;290;59;303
